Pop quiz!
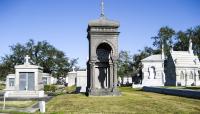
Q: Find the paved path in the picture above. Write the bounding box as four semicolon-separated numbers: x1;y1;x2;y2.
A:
0;96;53;113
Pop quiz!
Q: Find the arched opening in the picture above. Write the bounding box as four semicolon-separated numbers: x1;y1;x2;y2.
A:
96;43;112;62
189;71;193;79
95;43;113;89
148;66;156;79
180;71;184;80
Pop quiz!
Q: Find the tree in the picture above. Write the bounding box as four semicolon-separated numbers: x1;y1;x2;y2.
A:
151;26;175;58
190;26;200;58
173;31;189;51
0;39;77;80
173;25;200;59
117;51;133;78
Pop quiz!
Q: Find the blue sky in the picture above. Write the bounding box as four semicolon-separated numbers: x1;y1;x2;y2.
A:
0;0;200;67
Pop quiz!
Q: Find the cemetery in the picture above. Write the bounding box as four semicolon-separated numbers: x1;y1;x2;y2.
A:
0;0;200;114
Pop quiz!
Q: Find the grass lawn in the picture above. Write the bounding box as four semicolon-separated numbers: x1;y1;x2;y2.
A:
46;87;200;114
0;101;36;108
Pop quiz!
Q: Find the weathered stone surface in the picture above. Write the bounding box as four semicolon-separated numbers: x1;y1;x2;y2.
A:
87;15;120;96
88;88;121;96
89;16;120;27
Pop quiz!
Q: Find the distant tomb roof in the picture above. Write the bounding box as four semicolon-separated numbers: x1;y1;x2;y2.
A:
141;54;164;62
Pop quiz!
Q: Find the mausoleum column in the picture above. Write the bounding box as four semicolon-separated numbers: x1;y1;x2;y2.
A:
109;63;113;88
113;61;118;88
90;62;95;88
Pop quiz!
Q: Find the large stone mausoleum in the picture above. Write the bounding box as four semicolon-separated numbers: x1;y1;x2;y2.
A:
86;1;120;96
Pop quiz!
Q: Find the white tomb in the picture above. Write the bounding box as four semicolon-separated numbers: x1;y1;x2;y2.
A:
42;73;57;85
166;39;200;86
5;55;45;98
139;54;165;87
133;44;165;88
121;76;133;85
66;67;77;86
76;70;87;92
65;68;87;92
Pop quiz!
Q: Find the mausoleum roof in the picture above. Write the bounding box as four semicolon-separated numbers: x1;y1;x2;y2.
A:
89;16;120;27
15;55;43;69
141;54;164;62
170;51;200;68
15;64;43;69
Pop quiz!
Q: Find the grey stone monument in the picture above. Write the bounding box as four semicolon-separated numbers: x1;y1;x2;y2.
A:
87;0;121;96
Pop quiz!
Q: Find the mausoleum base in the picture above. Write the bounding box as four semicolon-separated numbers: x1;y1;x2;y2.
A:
5;90;46;98
88;88;121;96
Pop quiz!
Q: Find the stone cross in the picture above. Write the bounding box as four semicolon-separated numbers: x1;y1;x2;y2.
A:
25;55;30;64
100;0;104;17
72;66;76;72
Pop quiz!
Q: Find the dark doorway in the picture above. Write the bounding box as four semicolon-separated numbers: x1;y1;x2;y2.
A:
96;43;112;89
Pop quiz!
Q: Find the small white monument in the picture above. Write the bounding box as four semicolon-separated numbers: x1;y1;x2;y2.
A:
122;76;133;85
42;73;57;85
76;70;87;92
138;54;165;87
66;67;77;86
65;68;87;92
133;44;165;88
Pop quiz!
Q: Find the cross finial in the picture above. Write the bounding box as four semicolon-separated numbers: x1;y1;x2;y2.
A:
72;66;76;72
100;0;105;17
189;38;193;54
25;55;30;64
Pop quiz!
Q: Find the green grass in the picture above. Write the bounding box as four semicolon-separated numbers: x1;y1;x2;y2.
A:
0;110;29;114
0;101;36;108
46;87;200;114
64;85;76;93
